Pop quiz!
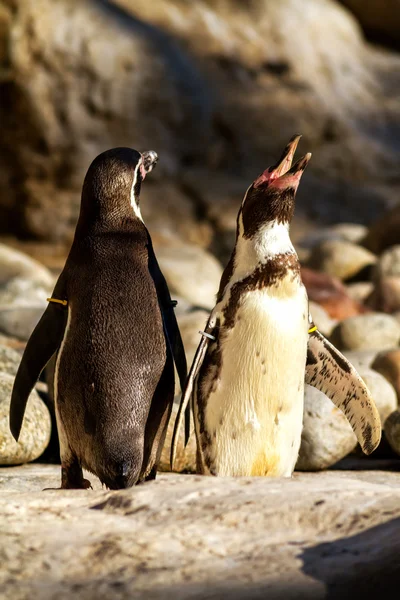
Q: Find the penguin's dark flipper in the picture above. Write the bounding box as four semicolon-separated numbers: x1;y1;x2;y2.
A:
9;300;68;442
170;312;218;470
305;320;381;455
147;242;189;442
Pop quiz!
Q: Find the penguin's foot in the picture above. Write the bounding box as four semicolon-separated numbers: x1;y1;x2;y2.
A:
60;461;92;490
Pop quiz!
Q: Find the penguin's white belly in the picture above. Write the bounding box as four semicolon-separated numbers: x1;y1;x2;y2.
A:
200;285;308;477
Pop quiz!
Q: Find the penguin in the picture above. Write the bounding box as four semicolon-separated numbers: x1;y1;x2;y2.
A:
171;135;381;477
9;147;188;490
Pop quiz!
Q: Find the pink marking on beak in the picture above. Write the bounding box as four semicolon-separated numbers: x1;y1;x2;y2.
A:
254;134;302;188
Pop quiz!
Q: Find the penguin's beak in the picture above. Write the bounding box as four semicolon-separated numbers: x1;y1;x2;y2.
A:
140;151;158;178
270;134;302;178
254;135;311;189
270;151;312;190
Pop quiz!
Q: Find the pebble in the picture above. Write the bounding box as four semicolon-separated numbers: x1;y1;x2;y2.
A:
298;223;368;249
383;410;400;456
374;245;400;278
0;372;51;465
330;313;400;351
0;306;44;341
296;385;357;471
0;243;54;289
366;276;400;313
357;368;397;426
0;344;23;377
371;349;400;404
308;301;337;337
307;239;377;281
301;266;366;320
342;349;381;372
156;243;222;310
346;281;374;303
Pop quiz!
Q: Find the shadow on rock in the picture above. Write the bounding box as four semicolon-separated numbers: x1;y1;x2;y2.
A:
301;516;400;599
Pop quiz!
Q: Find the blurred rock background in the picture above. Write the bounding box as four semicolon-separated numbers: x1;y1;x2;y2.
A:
1;0;400;469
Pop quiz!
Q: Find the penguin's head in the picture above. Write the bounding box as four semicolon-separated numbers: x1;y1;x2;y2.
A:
80;147;158;227
239;135;311;238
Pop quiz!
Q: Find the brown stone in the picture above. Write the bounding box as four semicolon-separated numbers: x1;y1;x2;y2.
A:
301;267;368;320
371;349;400;404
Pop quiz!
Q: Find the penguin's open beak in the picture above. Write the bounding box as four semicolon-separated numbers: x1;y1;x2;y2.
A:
140;151;158;178
270;134;302;178
254;135;311;189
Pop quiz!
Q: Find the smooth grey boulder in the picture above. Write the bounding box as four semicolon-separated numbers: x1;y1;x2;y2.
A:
330;313;400;351
384;410;400;456
156;243;222;310
0;306;45;341
0;344;23;377
0;373;51;465
296;385;357;471
357;368;397;426
307;240;377;281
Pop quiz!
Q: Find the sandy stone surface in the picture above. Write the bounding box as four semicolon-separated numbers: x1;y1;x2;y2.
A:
1;463;400;599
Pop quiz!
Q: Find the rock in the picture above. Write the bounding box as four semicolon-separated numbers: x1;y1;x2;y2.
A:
375;245;400;278
0;373;51;465
1;464;400;598
141;182;213;249
0;334;26;352
366;276;400;314
357;368;397;425
330;313;400;351
342;349;381;371
384;410;400;456
0;0;211;241
307;240;377;281
298;223;368;249
177;309;210;368
296;385;357;471
301;267;367;320
0;243;54;289
0;344;23;377
371;349;400;404
363;206;400;254
0;244;53;339
2;0;400;241
368;247;400;312
155;242;222;310
308;301;337;337
341;0;400;49
0;306;44;341
159;402;196;473
129;0;400;226
346;281;374;303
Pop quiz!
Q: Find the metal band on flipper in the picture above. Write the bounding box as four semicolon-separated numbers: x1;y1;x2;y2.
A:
306;322;381;454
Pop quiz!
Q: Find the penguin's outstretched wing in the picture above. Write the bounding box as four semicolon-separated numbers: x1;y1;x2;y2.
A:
170;312;217;469
306;320;381;455
9;277;68;441
147;243;189;441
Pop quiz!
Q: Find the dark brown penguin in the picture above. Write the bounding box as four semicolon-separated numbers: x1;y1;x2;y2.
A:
10;147;187;489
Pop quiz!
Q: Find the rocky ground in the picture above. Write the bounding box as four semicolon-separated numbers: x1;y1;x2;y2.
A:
1;462;400;599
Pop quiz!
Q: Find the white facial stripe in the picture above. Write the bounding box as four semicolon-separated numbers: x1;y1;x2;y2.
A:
130;160;144;222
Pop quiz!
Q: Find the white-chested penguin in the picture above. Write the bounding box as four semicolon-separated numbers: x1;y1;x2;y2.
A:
172;136;381;477
10;147;189;489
